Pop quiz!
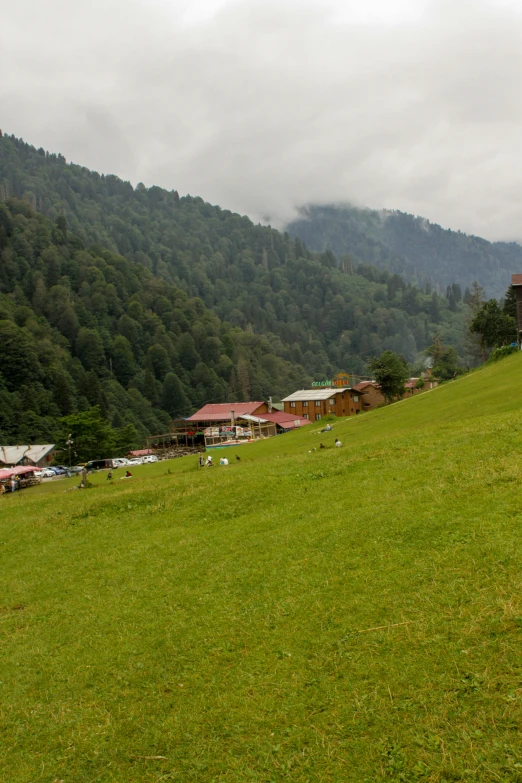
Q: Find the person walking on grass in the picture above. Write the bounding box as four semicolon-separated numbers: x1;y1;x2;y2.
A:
198;453;204;468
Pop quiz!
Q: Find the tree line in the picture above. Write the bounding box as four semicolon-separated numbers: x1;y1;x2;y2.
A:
0;200;309;446
0;134;485;450
286;204;522;299
0;133;471;374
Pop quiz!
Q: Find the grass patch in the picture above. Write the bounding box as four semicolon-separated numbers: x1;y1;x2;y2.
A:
2;355;522;781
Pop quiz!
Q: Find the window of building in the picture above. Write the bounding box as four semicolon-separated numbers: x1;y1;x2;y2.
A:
316;414;322;421
302;401;308;407
353;395;359;402
290;401;296;408
329;398;336;406
315;400;321;407
303;413;309;419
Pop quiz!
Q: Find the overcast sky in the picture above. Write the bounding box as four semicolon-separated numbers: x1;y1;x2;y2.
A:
2;0;522;240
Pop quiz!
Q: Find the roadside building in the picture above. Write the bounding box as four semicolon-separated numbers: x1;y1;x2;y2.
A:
0;444;56;468
145;402;269;454
148;401;308;453
184;401;270;450
282;388;363;422
128;449;155;459
239;411;310;433
353;381;385;411
403;376;438;396
185;401;269;428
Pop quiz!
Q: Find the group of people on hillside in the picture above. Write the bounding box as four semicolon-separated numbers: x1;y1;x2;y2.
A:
318;439;343;449
107;470;132;480
198;453;231;468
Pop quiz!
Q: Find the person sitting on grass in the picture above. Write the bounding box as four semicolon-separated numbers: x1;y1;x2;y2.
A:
335;438;343;448
107;471;113;480
206;455;214;467
219;457;229;466
319;443;326;449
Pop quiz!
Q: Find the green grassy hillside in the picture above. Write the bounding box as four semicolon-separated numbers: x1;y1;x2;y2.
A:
2;356;522;782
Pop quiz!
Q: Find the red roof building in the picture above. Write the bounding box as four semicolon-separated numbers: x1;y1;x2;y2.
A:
186;401;268;424
239;411;310;430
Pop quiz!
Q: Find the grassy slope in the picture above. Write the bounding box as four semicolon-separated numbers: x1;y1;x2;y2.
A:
2;357;522;782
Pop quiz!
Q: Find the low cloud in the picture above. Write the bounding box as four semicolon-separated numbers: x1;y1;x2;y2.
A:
1;0;521;239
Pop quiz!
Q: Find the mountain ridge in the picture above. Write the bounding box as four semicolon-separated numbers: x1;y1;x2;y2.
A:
286;202;522;298
0;133;473;442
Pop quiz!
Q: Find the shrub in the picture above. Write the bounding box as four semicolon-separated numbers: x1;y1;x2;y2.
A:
487;345;518;363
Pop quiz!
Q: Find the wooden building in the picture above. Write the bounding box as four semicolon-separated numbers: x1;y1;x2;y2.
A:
184;402;271;450
185;402;269;428
353;381;385;410
354;376;438;409
282;388;363;422
146;402;271;454
511;274;522;344
403;376;438;396
0;444;56;468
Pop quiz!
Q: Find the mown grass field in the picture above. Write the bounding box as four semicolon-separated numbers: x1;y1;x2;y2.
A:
2;356;522;782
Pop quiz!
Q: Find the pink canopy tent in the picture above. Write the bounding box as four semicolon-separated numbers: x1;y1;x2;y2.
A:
0;465;39;480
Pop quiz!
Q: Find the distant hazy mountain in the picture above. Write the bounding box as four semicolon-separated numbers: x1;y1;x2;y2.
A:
286;204;522;299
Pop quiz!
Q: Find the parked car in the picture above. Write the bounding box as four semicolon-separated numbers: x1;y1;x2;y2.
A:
141;455;158;464
127;458;143;466
85;459;114;471
41;468;56;478
51;467;67;475
112;458;129;468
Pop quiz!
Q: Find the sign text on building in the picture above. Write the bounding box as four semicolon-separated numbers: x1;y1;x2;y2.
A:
312;372;351;388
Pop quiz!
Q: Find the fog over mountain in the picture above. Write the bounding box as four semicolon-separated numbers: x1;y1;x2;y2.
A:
2;0;522;240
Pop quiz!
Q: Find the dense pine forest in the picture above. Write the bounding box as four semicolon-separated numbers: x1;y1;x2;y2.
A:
0;133;471;445
287;204;522;299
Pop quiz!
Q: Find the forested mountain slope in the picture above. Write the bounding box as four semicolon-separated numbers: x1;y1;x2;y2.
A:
0;134;468;373
0;199;309;444
286;204;522;298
